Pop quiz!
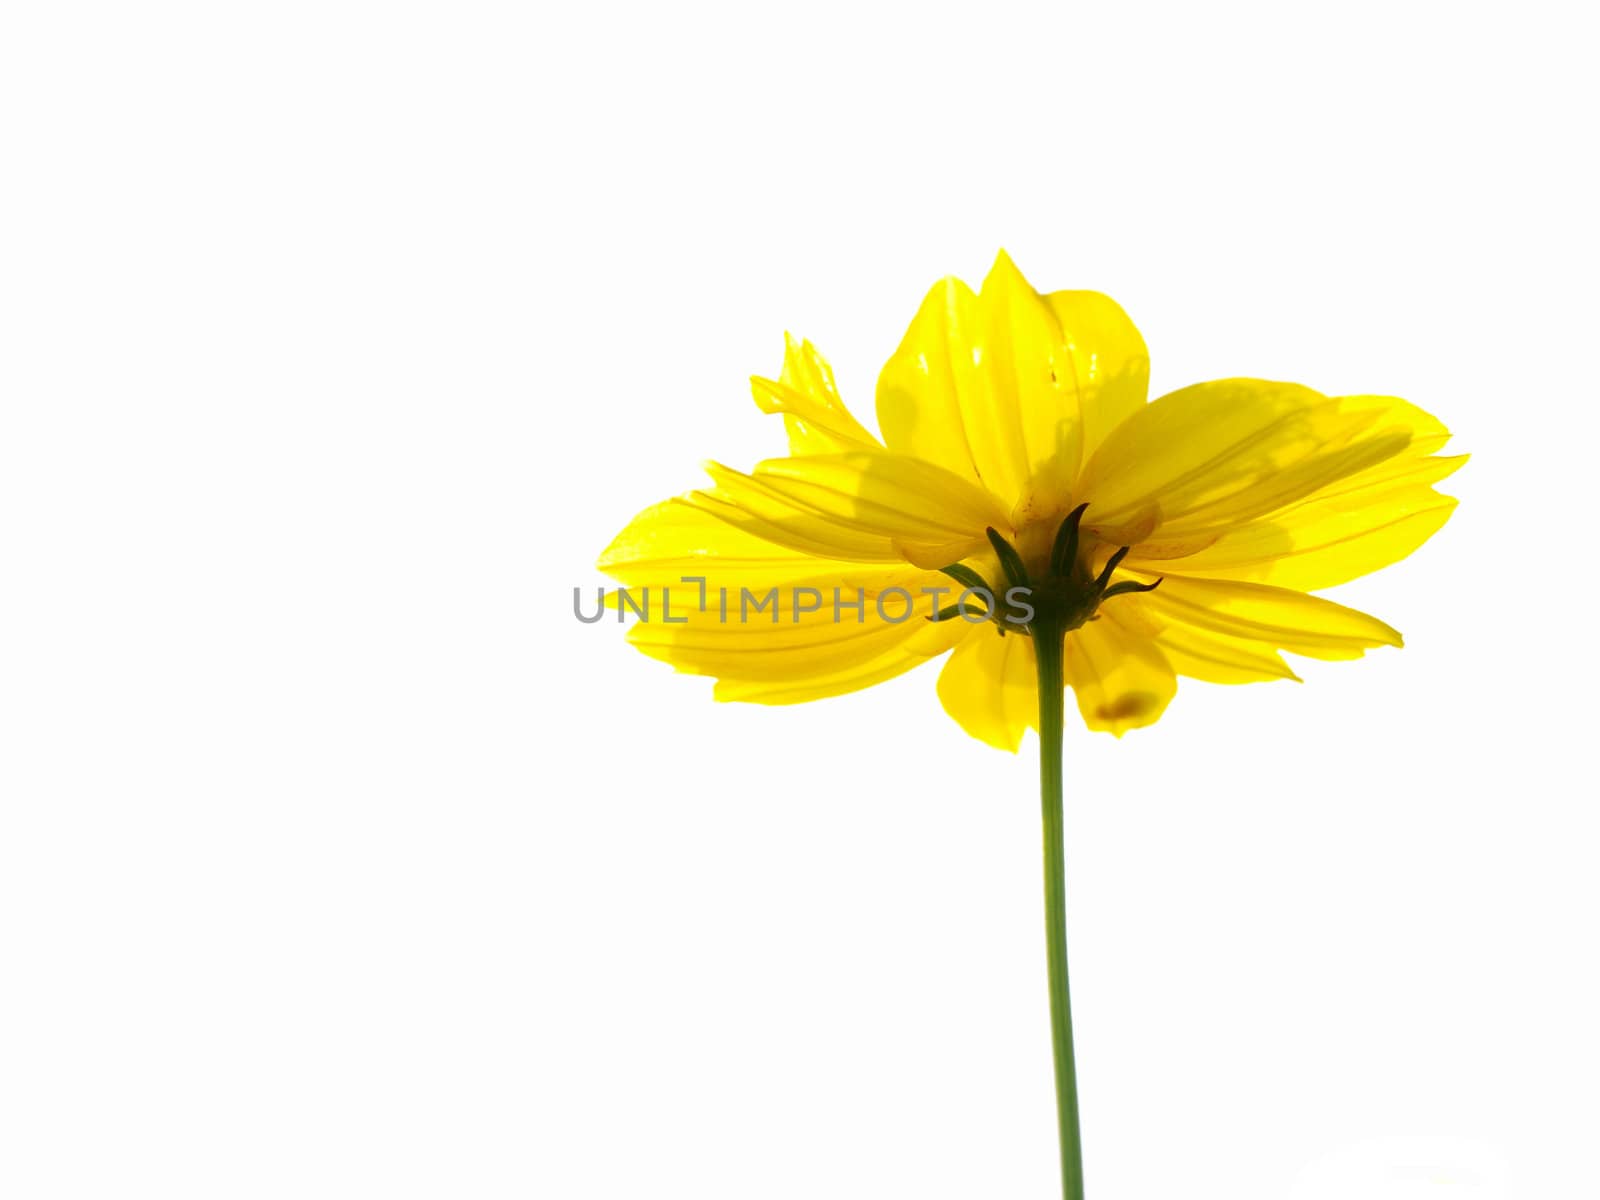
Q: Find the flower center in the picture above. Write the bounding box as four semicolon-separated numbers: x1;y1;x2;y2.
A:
931;504;1161;638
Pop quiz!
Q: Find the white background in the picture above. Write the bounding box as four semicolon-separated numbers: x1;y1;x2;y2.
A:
2;2;1596;1198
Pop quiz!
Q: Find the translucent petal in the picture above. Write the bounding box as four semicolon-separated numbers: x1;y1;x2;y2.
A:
1335;392;1452;455
753;452;1010;538
1113;378;1463;588
1152;393;1457;540
1100;604;1300;685
1130;483;1461;591
631;569;963;685
600;494;967;700
1284;446;1464;507
1081;384;1457;551
715;619;966;704
1126;572;1403;661
1062;616;1176;736
975;251;1082;511
1081;380;1330;529
936;627;1039;752
684;482;903;563
598;498;896;588
694;452;1003;565
1040;289;1149;466
1150;424;1411;537
876;275;987;488
750;335;879;455
876;251;1151;515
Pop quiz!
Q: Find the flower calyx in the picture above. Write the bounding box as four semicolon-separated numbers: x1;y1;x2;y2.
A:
927;504;1161;638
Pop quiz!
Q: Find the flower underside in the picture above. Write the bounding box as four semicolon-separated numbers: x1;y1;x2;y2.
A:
598;252;1463;749
932;508;1164;638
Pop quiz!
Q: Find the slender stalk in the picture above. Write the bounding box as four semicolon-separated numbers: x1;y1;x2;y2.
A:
1033;623;1083;1200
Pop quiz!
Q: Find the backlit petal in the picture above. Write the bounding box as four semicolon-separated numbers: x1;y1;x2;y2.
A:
684;485;901;562
1123;572;1403;661
877;252;1152;517
1122;389;1463;589
974;251;1080;511
631;570;962;685
713;618;966;704
599;498;891;587
1040;289;1149;467
1130;477;1461;591
936;627;1039;752
1062;616;1176;736
1099;603;1300;685
1079;380;1417;542
876;275;989;488
601;499;966;702
694;452;1005;566
750;335;880;455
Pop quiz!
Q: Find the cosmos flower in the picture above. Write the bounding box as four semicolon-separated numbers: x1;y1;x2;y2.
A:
597;251;1462;749
594;252;1461;1199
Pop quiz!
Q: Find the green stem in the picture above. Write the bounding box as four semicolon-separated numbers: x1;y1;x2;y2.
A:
1034;623;1083;1200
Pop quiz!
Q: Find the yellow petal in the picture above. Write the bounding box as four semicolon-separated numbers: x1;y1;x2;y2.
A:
1117;381;1463;589
1287;445;1464;506
631;569;962;684
1062;616;1176;736
974;250;1081;511
876;274;989;488
1040;288;1149;466
695;452;1004;566
1335;392;1452;456
1126;572;1403;661
1155;392;1459;539
1131;479;1461;591
1079;379;1397;540
1099;604;1300;685
685;485;901;563
599;494;968;701
936;627;1039;752
876;251;1152;518
753;452;1010;538
1156;426;1411;537
598;497;893;587
750;335;879;455
715;619;966;705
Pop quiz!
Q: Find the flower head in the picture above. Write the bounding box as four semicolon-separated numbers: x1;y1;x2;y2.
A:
598;252;1462;749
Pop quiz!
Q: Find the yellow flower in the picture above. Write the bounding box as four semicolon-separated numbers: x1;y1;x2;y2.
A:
596;250;1463;1199
597;251;1462;750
